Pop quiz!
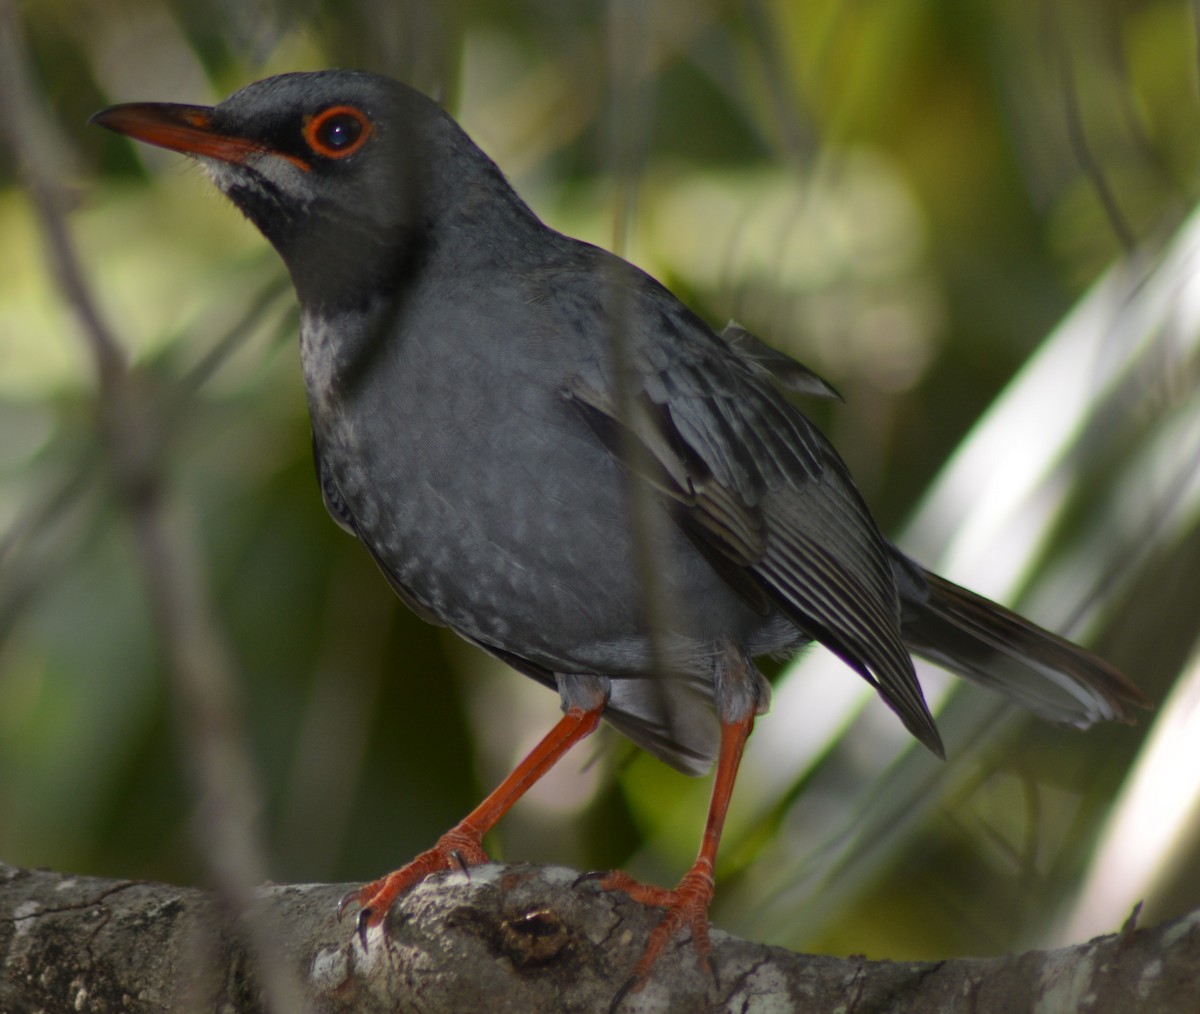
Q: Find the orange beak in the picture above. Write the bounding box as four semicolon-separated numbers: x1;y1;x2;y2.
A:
90;102;305;169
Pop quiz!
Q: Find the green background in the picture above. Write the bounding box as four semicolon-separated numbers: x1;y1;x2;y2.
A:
2;0;1198;961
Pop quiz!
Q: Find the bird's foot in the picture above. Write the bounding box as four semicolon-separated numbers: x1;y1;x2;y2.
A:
337;823;490;949
592;864;717;1002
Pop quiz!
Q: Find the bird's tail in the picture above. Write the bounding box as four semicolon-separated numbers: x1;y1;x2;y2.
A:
894;555;1150;727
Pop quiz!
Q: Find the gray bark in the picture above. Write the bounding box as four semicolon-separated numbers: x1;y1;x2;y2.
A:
2;860;1197;1013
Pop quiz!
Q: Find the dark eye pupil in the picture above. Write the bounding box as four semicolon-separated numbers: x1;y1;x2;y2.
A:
318;113;361;150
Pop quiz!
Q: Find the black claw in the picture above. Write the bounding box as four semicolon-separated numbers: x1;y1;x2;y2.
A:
572;869;609;889
355;907;373;952
608;975;636;1013
336;889;361;922
448;849;470;875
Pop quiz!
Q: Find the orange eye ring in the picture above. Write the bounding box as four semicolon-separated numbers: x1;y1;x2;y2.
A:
303;105;373;159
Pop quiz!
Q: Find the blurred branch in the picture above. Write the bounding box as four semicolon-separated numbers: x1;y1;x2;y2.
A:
1;861;1197;1013
0;4;303;1012
1044;0;1136;253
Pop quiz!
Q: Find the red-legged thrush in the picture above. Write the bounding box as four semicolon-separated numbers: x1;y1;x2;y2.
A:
91;70;1149;989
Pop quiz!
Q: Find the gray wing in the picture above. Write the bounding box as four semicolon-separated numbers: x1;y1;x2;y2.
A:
563;282;943;757
719;321;843;401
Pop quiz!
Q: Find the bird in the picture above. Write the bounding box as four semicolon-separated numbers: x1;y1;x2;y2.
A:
91;69;1149;989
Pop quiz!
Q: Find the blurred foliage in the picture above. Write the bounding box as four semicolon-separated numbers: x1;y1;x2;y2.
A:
2;0;1199;965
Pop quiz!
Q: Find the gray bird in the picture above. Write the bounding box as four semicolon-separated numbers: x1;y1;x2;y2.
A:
91;69;1148;985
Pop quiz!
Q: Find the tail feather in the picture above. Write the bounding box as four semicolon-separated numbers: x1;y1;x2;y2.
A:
896;562;1150;728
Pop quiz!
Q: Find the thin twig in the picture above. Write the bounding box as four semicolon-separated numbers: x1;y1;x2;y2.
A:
0;4;308;1011
1044;0;1137;254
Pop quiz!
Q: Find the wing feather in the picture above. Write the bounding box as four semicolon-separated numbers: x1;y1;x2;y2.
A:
561;290;944;755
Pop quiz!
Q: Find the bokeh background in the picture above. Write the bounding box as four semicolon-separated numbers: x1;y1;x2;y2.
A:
3;0;1200;963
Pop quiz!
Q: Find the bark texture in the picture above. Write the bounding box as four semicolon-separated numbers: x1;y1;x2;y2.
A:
2;860;1197;1013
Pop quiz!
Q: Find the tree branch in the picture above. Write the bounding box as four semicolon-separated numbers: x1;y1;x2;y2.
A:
2;861;1197;1013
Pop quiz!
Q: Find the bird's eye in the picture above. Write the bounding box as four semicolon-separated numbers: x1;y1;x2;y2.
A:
303;105;373;159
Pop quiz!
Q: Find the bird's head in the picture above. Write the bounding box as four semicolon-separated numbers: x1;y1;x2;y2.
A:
92;70;497;310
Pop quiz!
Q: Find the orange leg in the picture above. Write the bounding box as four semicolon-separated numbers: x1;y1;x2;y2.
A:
601;711;754;989
340;703;603;943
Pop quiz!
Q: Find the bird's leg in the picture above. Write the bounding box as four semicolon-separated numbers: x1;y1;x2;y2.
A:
340;702;604;938
602;709;755;990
